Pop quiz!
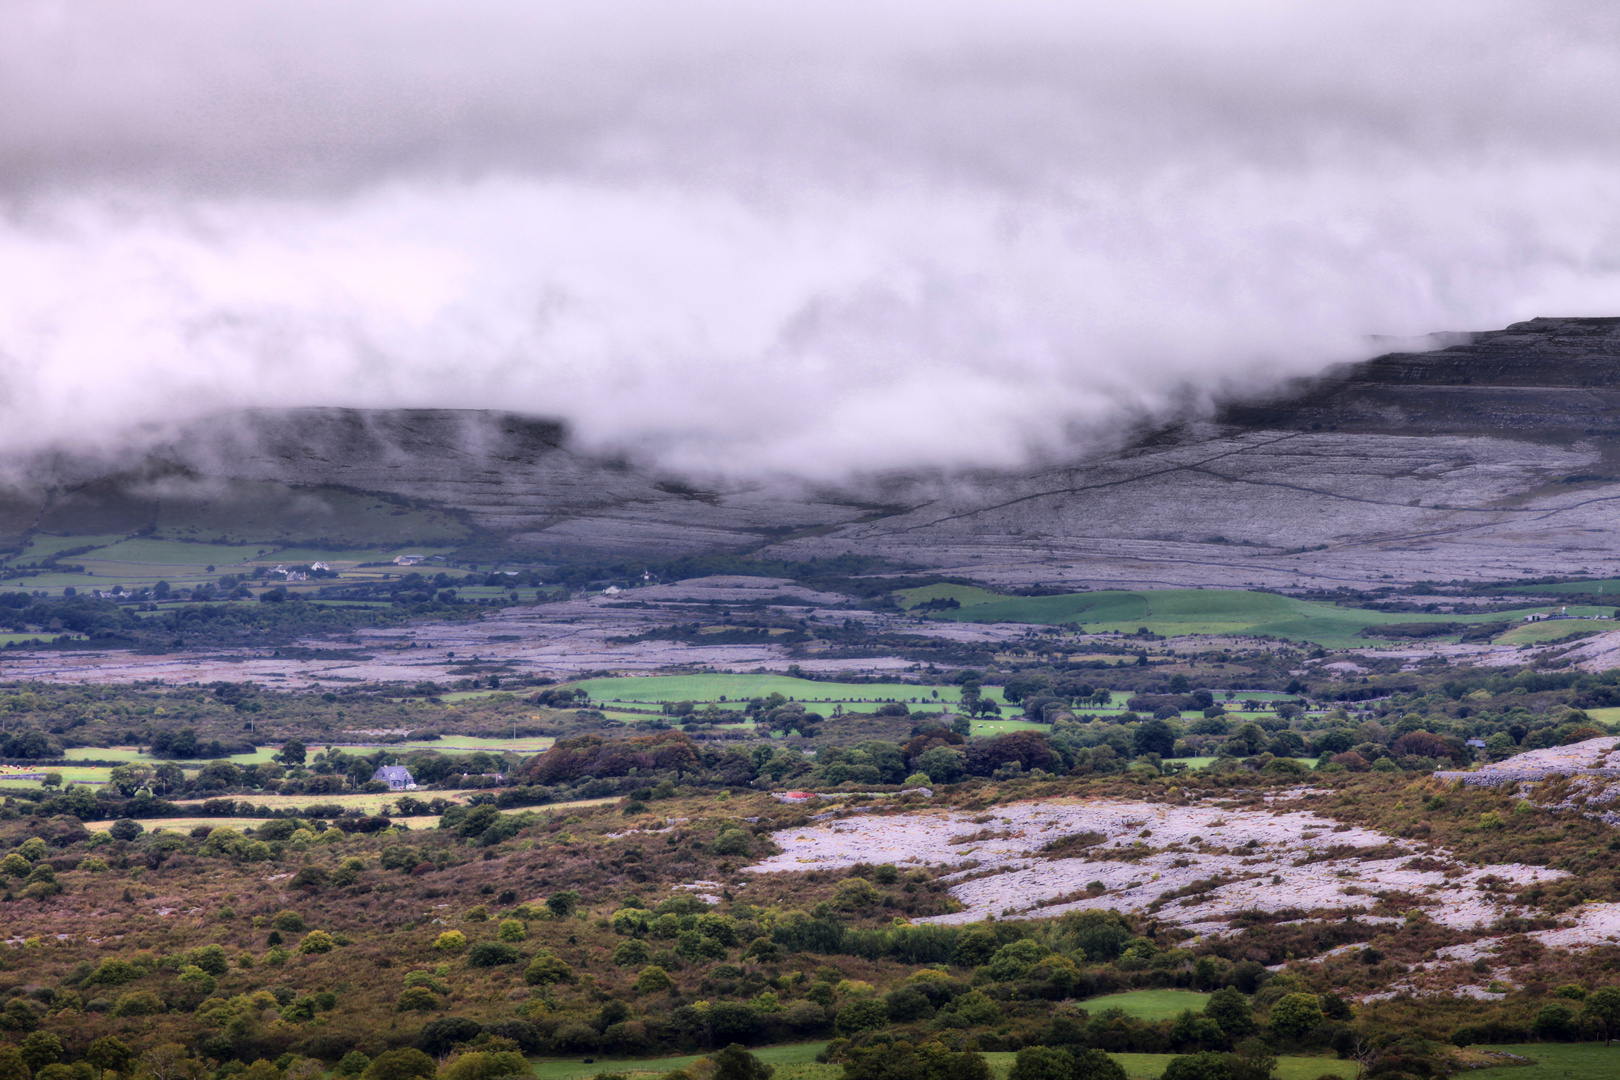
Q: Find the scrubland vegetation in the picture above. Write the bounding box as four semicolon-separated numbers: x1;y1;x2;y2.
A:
0;652;1619;1080
7;549;1620;1079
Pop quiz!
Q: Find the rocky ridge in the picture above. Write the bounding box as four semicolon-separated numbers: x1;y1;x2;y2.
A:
6;317;1620;589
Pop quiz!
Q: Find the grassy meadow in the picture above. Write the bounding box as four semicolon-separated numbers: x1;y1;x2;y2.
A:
1470;1044;1620;1080
914;585;1613;648
527;1044;1354;1080
532;1042;830;1080
571;674;1010;707
1076;990;1214;1020
0;532;462;600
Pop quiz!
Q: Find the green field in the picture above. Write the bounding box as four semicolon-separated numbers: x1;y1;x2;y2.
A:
85;815;444;833
896;583;1009;610
1079;990;1214;1021
920;586;1612;648
532;1042;828;1080
0;633;83;646
59;736;552;769
1472;1044;1620;1080
1100;1054;1351;1080
418;735;554;753
83;538;262;567
0;532;466;598
9;534;128;565
570;674;1006;706
0;764;109;788
166;791;442;814
971;718;1053;735
528;1042;1351;1080
1495;620;1609;646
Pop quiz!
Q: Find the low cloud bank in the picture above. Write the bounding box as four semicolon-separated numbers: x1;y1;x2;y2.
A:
3;1;1620;478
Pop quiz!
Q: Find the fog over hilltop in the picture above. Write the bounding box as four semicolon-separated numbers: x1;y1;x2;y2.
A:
4;1;1620;479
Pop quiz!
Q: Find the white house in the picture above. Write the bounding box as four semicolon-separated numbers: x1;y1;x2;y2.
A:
372;766;418;791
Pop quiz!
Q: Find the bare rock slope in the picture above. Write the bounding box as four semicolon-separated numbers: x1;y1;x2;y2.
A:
8;317;1620;588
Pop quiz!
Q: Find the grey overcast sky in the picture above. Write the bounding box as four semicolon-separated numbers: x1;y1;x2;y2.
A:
4;0;1620;477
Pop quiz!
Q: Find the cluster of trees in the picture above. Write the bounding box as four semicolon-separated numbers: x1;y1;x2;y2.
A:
0;586;491;652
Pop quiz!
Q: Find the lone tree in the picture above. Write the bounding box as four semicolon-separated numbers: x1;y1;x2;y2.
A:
1133;718;1177;757
712;1044;774;1080
361;1049;436;1080
1585;986;1620;1045
278;739;307;766
85;1037;133;1080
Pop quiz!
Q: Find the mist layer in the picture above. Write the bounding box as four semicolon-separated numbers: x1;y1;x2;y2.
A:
4;0;1620;478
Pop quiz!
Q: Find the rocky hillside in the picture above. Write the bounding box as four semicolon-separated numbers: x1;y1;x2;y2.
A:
6;317;1620;588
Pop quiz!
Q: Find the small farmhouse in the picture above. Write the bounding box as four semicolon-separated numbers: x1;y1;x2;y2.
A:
372;765;418;791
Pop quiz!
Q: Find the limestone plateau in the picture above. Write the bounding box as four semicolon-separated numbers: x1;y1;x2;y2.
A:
9;316;1620;590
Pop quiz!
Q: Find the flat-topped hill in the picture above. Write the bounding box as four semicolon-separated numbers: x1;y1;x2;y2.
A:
7;317;1620;589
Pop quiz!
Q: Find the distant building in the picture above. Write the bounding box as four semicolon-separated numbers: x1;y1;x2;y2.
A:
372;766;418;791
394;554;426;566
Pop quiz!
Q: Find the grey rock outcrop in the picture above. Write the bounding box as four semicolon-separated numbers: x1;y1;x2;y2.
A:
7;317;1620;587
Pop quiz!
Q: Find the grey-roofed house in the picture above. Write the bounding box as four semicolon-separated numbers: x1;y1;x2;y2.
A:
373;765;418;791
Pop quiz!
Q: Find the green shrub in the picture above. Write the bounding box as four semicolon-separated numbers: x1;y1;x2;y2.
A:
361;1049;436;1080
395;988;440;1013
111;991;163;1017
635;966;674;993
336;1052;371;1076
613;939;651;967
835;998;889;1036
523;951;575;985
272;910;306;932
84;959;144;988
466;942;522;968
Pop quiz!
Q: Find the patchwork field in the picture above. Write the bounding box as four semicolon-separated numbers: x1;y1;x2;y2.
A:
0;532;461;598
532;1041;829;1080
1494;620;1607;646
918;586;1612;648
528;1042;1355;1080
571;673;1013;707
0;632;82;646
1076;990;1214;1021
83;814;444;832
1470;1044;1620;1080
529;1044;1354;1080
1103;1055;1353;1080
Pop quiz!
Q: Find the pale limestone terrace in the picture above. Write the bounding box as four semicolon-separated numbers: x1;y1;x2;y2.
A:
746;798;1566;936
1434;902;1620;967
1435;735;1620;786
